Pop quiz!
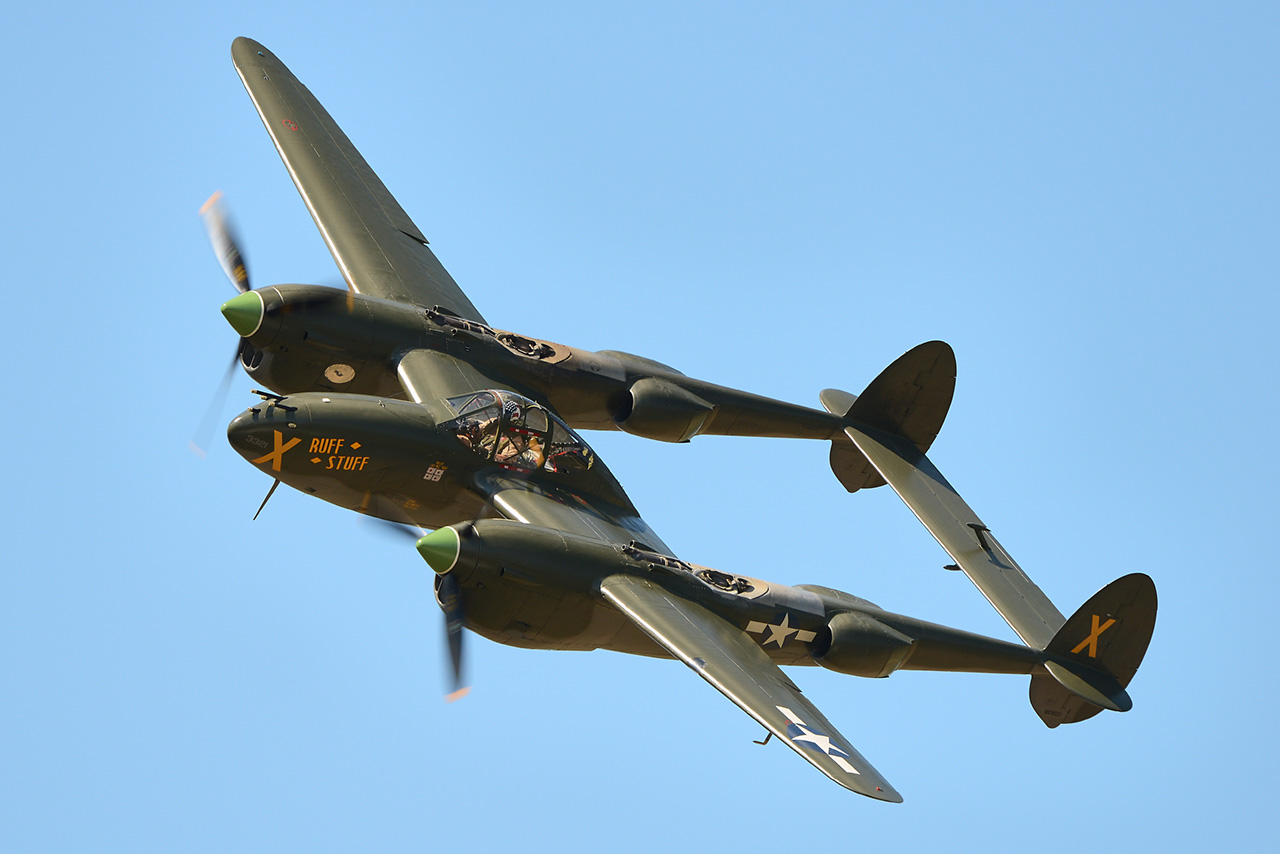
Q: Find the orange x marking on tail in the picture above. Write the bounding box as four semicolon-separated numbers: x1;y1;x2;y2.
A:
1070;614;1116;658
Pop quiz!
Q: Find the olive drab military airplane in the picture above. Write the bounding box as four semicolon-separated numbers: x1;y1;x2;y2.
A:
205;37;1157;802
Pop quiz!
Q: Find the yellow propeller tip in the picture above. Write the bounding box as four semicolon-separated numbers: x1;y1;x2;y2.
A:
199;190;224;215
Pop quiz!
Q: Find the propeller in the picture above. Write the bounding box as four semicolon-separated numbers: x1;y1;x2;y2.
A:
200;190;251;293
197;188;476;698
368;517;472;702
407;446;545;700
418;469;536;701
435;572;470;702
414;469;543;703
190;191;253;456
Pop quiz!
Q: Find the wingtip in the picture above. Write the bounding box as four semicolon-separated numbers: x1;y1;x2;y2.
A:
876;786;905;804
231;37;270;63
852;777;903;803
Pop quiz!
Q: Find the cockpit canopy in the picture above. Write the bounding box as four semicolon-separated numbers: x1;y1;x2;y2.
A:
445;390;595;474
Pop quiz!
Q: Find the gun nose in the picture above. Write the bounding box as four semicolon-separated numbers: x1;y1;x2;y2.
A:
226;399;304;470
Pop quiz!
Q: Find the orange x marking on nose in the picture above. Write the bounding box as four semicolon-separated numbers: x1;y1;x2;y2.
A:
251;429;301;472
1070;614;1117;659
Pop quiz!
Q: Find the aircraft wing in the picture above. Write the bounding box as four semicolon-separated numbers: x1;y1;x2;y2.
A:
230;38;486;322
395;348;542;410
598;574;902;801
475;470;674;556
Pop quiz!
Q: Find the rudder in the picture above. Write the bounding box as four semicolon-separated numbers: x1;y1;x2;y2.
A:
822;341;956;493
1032;573;1157;727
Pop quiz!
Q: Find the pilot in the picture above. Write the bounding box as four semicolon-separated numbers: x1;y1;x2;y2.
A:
521;434;546;469
456;412;499;458
494;431;527;466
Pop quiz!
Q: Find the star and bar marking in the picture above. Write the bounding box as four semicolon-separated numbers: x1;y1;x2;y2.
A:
745;614;816;648
776;706;859;775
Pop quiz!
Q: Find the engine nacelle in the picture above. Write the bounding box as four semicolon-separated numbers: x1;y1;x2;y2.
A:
614;377;715;443
225;284;418;397
811;611;916;678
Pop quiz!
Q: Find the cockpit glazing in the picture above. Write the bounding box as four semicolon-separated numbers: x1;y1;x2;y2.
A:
445;390;595;474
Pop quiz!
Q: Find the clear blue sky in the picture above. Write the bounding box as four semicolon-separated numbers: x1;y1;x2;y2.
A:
3;2;1276;850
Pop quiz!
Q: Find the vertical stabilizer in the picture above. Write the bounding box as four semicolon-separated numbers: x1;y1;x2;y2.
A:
1032;573;1157;726
822;341;955;493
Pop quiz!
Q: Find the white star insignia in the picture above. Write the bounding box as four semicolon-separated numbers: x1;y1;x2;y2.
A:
776;706;860;775
745;615;817;648
791;727;848;757
763;614;798;647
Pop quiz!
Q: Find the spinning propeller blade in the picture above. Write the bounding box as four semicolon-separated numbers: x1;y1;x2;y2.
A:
191;192;255;456
436;572;470;702
188;350;241;457
369;520;473;701
417;528;473;702
199;190;251;293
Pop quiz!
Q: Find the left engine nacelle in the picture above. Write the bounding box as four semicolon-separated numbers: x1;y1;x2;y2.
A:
225;284;425;397
810;611;916;678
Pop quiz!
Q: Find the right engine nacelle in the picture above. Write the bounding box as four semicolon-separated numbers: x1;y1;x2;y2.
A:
613;377;715;443
810;612;917;678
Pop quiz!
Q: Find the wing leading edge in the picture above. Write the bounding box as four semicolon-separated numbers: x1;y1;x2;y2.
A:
231;38;486;321
599;574;901;802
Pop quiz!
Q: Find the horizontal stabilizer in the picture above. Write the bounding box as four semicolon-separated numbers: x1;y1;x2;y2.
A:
834;421;1065;649
832;409;1158;727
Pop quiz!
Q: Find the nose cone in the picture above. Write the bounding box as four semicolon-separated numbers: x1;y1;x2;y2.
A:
226;400;304;468
221;290;264;337
417;527;462;574
226;408;273;463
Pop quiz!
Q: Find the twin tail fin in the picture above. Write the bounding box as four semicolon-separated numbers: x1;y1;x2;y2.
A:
822;342;1157;726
